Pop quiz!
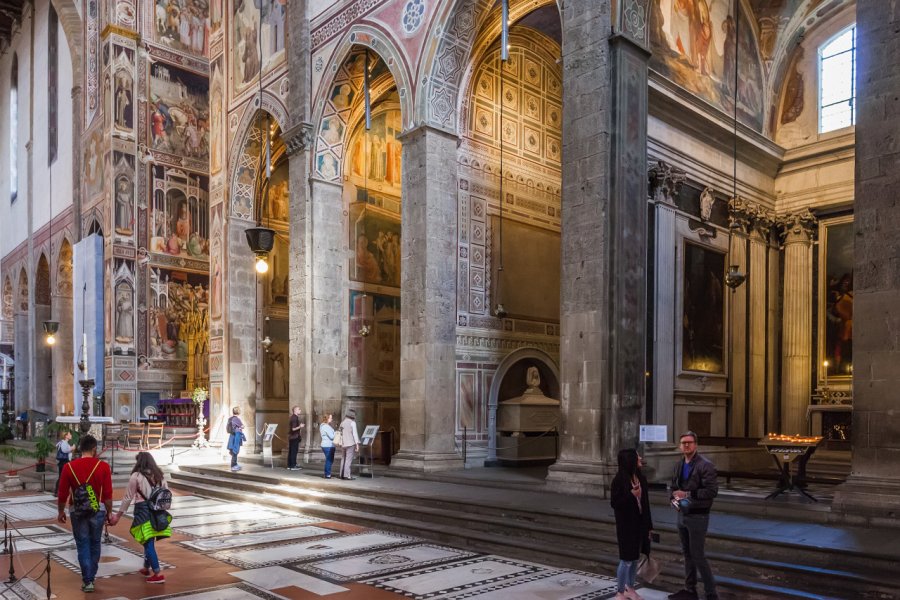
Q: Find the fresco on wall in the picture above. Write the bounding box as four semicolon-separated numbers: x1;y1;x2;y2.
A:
149;62;210;160
209;57;224;174
264;162;289;222
112;47;134;136
268;234;289;305
348;110;403;193
232;0;285;95
153;0;209;55
209;203;223;319
113;152;136;239
112;259;135;356
649;0;765;131
349;204;401;288
349;291;400;388
823;220;853;379
681;242;725;373
148;267;209;360
150;165;210;261
84;129;106;200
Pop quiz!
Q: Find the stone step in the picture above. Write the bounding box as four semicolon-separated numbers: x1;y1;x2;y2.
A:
169;465;900;599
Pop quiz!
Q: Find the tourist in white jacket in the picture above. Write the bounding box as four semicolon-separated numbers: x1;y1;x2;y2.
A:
338;409;361;480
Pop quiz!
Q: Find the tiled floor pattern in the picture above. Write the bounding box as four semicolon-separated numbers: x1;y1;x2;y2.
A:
0;490;671;600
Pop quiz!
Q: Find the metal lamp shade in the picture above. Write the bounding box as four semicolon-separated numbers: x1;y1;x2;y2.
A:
245;227;276;254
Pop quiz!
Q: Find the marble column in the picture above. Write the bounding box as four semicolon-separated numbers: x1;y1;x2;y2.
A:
53;293;74;415
648;162;684;440
747;214;775;438
833;0;900;516
727;210;748;438
390;125;462;473
546;1;650;495
777;210;816;436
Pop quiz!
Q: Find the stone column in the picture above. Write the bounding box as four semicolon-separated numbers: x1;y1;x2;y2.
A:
71;87;83;242
727;205;749;438
390;125;462;473
53;291;74;415
747;213;774;437
546;1;650;495
833;0;900;516
648;162;684;439
777;210;816;435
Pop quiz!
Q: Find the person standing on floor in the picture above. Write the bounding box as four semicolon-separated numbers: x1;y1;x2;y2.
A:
54;431;73;495
287;406;305;471
669;431;719;600
109;452;172;584
226;407;246;472
611;448;653;600
319;413;336;479
338;409;361;480
56;434;114;594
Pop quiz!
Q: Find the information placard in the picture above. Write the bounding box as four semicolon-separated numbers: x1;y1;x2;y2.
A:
639;425;668;443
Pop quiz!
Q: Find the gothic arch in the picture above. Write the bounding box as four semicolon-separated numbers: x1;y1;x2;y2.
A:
36;254;51;306
57;237;73;297
227;101;286;221
311;25;413;183
17;267;29;313
2;276;12;320
49;0;83;83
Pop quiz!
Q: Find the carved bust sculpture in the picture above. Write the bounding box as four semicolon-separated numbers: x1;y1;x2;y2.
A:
525;366;541;391
700;187;715;222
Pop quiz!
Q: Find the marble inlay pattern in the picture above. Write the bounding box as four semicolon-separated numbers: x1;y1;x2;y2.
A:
176;515;317;538
0;494;57;505
0;503;61;521
180;525;337;551
211;531;414;569
53;543;174;578
364;556;541;598
300;543;477;582
230;565;349;594
439;568;618;599
142;583;286;600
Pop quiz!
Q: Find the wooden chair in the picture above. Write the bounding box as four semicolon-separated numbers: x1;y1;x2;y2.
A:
125;423;147;450
146;422;165;449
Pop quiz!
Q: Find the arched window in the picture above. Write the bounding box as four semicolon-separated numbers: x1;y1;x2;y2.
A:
10;53;18;202
819;25;856;133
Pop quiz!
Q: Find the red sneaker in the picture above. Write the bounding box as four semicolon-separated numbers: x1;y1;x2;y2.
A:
146;573;165;584
139;568;150;576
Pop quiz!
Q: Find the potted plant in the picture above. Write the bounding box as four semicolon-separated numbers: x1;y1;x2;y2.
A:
30;436;55;472
0;444;31;474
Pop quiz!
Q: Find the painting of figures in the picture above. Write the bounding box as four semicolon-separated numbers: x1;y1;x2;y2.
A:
232;0;286;95
349;203;401;288
112;47;134;134
149;166;210;260
349;291;400;388
149;62;210;160
348;109;403;195
210;57;224;174
649;0;765;131
153;0;209;56
148;268;209;360
113;152;135;238
822;219;853;379
681;242;725;373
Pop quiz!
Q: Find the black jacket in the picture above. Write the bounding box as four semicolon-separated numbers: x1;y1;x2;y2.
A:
610;471;653;560
670;453;718;514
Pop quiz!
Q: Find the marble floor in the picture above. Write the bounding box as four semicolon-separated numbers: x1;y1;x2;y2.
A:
0;490;677;600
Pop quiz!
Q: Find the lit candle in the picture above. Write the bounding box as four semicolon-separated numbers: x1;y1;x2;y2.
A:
82;332;89;380
2;356;7;389
823;360;829;388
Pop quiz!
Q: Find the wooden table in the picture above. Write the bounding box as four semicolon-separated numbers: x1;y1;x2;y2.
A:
758;436;823;502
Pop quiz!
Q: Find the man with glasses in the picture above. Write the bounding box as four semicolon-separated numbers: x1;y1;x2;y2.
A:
668;431;719;600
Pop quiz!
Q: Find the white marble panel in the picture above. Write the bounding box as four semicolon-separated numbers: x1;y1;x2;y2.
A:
441;569;618;599
0;503;59;521
11;534;76;552
0;494;56;505
53;544;172;578
230;566;348;595
177;515;309;538
212;531;413;569
11;526;61;537
173;509;288;527
365;557;541;598
142;582;288;600
303;543;477;582
0;578;52;600
180;525;336;551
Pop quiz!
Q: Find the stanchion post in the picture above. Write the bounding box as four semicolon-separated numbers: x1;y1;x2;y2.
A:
45;551;51;600
6;533;16;583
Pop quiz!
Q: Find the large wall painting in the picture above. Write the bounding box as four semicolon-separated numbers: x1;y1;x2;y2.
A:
149;62;210;161
232;0;286;96
349;291;400;389
348;109;403;194
153;0;209;56
349;204;401;288
148;267;209;361
112;259;135;356
649;0;765;131
681;241;725;373
820;217;853;380
112;46;135;138
149;165;210;269
113;152;136;242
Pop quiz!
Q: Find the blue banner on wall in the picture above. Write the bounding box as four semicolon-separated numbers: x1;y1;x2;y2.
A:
73;234;105;414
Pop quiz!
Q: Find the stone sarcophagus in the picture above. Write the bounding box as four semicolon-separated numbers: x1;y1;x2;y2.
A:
497;367;560;466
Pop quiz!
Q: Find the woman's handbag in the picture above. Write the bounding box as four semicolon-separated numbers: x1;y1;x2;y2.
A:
636;553;661;583
333;429;343;447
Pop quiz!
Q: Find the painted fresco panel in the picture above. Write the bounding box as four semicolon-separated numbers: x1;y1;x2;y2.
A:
148;268;209;361
348;291;400;389
232;0;286;96
149;165;210;263
681;242;725;373
349;204;401;288
149;62;210;161
649;0;764;131
152;0;209;56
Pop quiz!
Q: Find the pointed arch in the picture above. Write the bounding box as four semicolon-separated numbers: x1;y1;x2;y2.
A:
57;237;74;296
36;254;52;306
1;276;12;320
227;101;287;222
17;267;29;313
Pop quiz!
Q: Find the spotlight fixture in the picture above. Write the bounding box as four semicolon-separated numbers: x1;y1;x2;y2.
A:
724;264;746;291
43;320;60;346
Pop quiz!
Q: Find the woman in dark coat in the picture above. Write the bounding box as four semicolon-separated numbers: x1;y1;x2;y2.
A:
610;448;653;600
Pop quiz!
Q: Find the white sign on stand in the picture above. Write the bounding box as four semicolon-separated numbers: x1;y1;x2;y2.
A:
639;425;668;443
359;425;380;478
262;423;278;468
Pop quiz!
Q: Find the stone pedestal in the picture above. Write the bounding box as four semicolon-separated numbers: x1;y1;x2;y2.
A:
391;125;463;473
833;0;900;518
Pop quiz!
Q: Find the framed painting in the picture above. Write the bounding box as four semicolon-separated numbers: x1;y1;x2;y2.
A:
818;216;854;382
679;241;726;374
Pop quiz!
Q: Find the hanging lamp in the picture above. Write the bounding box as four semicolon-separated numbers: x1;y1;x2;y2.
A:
494;0;509;320
725;0;746;293
43;155;59;344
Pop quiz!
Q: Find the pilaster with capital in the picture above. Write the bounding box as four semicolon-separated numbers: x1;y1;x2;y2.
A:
777;209;817;435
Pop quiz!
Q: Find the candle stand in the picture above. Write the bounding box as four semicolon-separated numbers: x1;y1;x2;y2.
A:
79;379;95;436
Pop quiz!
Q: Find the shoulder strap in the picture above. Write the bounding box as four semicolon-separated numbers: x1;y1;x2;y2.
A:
68;461;81;485
85;460;101;483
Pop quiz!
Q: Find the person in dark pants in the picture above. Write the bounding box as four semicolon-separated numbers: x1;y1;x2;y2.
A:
319;413;336;478
287;406;305;470
226;407;245;471
611;448;652;600
668;431;719;600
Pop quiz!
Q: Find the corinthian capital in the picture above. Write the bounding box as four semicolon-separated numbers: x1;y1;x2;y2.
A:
777;209;818;244
282;122;314;156
647;160;685;205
